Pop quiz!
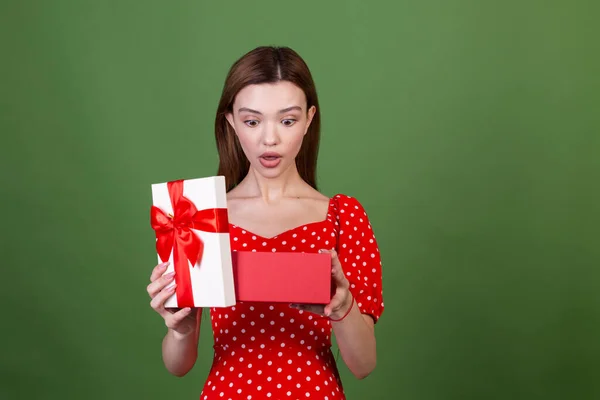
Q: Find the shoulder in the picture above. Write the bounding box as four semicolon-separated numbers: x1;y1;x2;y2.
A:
330;194;370;216
329;194;376;233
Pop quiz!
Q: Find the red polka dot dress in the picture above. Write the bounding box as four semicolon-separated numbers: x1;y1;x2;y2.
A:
199;194;384;400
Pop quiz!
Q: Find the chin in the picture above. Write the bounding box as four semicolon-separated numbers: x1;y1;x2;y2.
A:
252;161;291;178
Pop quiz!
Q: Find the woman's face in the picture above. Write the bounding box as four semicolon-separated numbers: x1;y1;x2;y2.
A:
226;81;316;179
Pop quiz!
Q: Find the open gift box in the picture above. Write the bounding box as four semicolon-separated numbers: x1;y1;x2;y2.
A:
231;251;333;304
150;175;333;307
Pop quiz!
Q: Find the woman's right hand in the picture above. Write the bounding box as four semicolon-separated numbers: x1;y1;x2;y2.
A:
147;262;197;337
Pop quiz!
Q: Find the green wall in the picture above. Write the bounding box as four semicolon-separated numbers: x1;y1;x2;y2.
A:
2;1;598;399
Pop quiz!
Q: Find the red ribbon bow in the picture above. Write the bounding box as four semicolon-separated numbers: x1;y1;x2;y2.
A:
150;179;229;307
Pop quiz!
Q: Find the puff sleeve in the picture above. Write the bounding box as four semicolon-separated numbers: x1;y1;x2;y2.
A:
332;194;385;323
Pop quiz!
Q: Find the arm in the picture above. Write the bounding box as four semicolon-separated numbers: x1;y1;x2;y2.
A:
161;308;202;377
321;195;384;379
291;249;378;379
326;251;377;379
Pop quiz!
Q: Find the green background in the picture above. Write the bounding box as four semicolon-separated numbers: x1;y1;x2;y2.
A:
2;1;598;399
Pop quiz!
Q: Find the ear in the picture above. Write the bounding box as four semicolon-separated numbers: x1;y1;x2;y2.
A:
225;112;235;130
304;105;317;135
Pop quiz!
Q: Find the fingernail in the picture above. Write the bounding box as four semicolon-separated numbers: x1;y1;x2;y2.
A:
168;284;177;292
165;271;175;278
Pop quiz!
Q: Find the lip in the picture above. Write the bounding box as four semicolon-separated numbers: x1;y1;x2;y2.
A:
259;152;282;168
260;151;282;158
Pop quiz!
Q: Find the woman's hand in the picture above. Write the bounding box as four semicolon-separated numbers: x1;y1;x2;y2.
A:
147;262;197;337
290;249;353;319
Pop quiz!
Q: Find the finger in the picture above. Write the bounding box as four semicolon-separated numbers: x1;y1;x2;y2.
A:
321;249;347;288
150;283;177;318
150;261;170;282
147;270;176;298
166;307;193;328
331;263;347;288
324;291;346;316
290;303;325;316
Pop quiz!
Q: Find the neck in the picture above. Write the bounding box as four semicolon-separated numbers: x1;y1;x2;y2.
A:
243;163;305;203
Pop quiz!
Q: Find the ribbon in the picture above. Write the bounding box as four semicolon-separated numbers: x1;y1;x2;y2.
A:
150;179;229;307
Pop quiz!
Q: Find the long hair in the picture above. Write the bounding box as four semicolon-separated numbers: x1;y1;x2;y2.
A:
214;46;321;192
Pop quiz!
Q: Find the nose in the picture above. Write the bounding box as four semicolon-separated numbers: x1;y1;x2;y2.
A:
262;121;279;146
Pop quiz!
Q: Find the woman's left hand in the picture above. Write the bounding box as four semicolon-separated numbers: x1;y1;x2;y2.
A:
290;248;353;319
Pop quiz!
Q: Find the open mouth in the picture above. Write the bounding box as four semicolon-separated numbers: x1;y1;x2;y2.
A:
259;152;282;168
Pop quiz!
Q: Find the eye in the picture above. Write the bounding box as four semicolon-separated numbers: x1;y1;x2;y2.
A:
282;119;297;127
244;120;259;127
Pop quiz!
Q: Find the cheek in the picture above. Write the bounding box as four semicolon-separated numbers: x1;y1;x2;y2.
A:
286;128;306;150
234;125;256;152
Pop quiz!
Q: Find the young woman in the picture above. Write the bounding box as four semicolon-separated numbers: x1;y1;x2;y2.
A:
147;46;385;400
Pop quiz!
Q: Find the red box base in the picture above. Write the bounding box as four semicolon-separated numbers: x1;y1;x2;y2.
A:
231;251;333;304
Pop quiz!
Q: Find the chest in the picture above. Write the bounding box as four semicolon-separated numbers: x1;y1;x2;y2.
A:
227;198;332;239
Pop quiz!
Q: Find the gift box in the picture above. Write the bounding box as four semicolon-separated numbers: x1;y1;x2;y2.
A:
231;251;333;304
150;176;236;308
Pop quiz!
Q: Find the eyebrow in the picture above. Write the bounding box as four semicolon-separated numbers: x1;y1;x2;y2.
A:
238;106;303;115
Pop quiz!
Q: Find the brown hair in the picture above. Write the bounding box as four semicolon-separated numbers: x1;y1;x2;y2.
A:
214;46;321;192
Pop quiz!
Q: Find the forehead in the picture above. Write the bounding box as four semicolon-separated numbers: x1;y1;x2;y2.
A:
234;81;306;111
